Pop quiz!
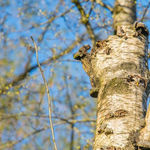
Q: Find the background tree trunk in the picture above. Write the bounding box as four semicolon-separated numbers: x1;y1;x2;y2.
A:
74;0;150;149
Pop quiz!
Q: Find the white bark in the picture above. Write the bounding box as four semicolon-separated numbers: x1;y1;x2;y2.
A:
113;0;136;32
74;0;150;149
92;24;149;149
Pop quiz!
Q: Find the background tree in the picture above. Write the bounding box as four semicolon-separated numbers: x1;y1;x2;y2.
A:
0;0;150;150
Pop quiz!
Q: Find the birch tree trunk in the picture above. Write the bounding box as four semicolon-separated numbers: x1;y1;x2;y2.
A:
74;0;150;149
92;22;149;150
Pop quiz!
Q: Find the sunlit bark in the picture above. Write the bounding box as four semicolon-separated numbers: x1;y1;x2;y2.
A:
93;22;149;150
113;0;136;33
74;0;150;149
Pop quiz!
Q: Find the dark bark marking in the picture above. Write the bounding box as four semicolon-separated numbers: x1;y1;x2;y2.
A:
105;127;113;135
114;109;128;117
117;26;127;39
139;118;146;128
97;124;107;134
105;110;128;120
133;21;149;37
105;47;111;55
125;75;146;88
105;113;114;119
90;88;99;98
99;146;122;150
138;141;150;150
95;40;107;49
97;124;113;135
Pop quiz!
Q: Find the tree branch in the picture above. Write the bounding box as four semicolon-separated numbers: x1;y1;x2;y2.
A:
140;2;150;22
0;127;48;149
95;0;113;13
72;0;96;46
0;112;96;124
29;5;75;29
1;36;82;93
31;36;58;150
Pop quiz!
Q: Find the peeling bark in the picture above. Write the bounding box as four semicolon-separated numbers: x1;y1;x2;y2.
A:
74;22;149;149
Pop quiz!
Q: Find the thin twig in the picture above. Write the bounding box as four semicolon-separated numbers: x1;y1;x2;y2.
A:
64;76;75;150
88;1;95;16
30;36;58;150
0;112;96;123
72;0;96;46
1;36;82;93
96;0;113;13
140;2;150;22
0;127;48;149
29;5;75;29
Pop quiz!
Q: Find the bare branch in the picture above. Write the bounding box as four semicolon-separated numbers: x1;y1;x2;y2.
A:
95;0;113;13
29;5;75;29
0;127;48;149
0;112;96;124
72;0;96;46
30;36;58;150
1;36;82;92
140;2;150;22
